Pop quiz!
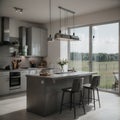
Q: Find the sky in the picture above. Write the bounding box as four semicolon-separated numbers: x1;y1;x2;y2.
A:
70;22;119;54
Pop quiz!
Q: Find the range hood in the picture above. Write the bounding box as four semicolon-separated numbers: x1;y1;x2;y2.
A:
1;17;19;45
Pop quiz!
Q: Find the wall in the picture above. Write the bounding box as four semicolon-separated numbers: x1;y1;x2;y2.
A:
0;18;45;68
47;41;68;72
9;18;45;37
46;7;120;71
46;7;120;38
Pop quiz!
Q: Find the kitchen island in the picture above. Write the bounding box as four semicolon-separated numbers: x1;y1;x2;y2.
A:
26;71;95;116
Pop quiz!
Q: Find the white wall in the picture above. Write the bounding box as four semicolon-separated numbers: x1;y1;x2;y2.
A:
47;41;68;71
9;18;45;37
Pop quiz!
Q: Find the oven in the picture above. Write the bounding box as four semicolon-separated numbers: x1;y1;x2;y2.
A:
9;72;21;90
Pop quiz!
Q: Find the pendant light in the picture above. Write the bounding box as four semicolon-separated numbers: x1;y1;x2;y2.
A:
54;6;79;41
54;6;70;40
70;13;79;40
48;0;53;41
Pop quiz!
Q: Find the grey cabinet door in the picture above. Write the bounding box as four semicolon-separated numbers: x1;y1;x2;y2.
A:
0;74;9;95
40;29;47;56
27;27;47;56
0;18;1;43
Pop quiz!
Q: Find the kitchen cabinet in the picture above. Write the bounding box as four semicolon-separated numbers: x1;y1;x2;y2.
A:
0;72;9;95
0;18;1;43
27;27;47;56
21;70;28;91
19;26;27;55
21;69;41;91
0;69;42;95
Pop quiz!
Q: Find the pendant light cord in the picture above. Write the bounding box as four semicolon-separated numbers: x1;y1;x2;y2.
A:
59;7;61;33
49;0;52;36
73;13;75;35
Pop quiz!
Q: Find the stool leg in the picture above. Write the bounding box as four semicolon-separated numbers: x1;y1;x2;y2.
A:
93;89;96;110
83;88;85;100
81;91;86;114
60;91;65;114
70;92;72;110
73;93;76;119
96;88;101;108
88;89;90;105
79;91;82;108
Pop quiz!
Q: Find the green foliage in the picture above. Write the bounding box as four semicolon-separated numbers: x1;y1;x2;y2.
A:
70;52;118;62
57;59;68;67
69;60;118;89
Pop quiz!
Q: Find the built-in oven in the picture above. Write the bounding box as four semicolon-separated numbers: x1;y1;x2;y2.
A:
9;72;21;90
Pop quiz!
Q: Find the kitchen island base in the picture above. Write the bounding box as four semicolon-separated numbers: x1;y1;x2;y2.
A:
27;72;93;116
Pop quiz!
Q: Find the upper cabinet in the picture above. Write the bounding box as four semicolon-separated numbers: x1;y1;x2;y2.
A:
19;26;27;55
27;27;48;57
0;18;1;43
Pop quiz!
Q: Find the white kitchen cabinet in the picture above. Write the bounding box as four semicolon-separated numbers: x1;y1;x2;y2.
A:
0;72;9;95
21;70;28;91
27;27;47;56
21;69;42;91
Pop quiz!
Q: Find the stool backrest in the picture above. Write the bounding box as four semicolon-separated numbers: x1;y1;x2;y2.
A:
72;78;82;92
90;76;100;89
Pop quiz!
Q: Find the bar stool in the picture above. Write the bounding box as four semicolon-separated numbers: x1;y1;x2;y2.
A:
60;78;86;119
83;75;101;110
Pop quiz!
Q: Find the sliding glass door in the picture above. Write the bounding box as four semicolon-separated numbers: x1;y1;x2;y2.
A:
92;23;119;92
69;26;89;71
69;22;119;93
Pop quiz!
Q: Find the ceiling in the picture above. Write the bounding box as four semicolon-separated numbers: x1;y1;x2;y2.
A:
0;0;120;24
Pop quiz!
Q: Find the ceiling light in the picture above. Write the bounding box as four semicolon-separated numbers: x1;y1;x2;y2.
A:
14;7;23;14
54;6;79;41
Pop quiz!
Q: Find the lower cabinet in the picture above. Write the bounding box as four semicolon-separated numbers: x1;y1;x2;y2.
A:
21;70;28;91
0;69;41;95
0;73;9;95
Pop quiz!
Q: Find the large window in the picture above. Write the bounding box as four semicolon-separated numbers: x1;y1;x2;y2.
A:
92;23;119;90
69;22;119;93
69;26;89;71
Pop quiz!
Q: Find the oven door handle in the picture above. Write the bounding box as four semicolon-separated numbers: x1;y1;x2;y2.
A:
10;76;20;79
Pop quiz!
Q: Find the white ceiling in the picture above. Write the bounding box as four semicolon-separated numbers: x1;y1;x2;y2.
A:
0;0;120;24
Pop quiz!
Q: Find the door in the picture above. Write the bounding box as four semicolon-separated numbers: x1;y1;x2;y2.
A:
69;26;90;71
92;23;119;92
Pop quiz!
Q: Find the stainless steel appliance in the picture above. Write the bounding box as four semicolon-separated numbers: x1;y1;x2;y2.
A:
9;72;21;90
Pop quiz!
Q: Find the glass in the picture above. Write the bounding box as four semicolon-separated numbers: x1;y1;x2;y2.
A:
69;26;89;71
92;23;119;92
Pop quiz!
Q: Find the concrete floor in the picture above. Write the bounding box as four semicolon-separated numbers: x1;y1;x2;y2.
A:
0;91;120;120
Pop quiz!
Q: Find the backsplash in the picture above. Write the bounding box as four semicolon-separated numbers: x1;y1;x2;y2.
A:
0;46;42;69
0;17;47;69
0;46;12;68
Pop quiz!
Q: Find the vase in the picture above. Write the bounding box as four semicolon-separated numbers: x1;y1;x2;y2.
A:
60;65;64;73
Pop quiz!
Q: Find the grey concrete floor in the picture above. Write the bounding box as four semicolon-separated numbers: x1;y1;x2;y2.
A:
0;91;120;120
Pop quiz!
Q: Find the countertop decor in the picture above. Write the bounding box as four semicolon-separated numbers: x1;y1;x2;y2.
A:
57;59;68;72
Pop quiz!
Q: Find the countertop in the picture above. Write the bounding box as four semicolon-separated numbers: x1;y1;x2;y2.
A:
26;71;96;79
0;67;42;72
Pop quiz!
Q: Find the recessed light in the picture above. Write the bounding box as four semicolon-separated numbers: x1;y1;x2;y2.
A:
13;7;23;14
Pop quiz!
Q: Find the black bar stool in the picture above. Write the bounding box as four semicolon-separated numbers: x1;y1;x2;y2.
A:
83;75;101;110
60;78;86;119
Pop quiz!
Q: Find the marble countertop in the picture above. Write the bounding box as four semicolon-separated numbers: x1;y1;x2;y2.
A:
26;71;96;79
